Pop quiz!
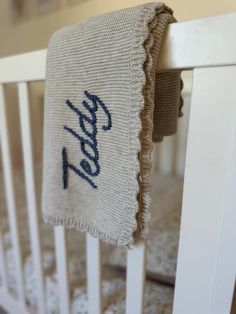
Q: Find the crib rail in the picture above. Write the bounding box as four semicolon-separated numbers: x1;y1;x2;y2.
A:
0;50;47;84
0;49;186;314
0;11;236;314
0;49;149;314
0;41;183;314
0;48;149;314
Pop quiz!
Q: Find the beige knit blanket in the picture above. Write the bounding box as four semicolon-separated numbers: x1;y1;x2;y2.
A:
42;2;183;247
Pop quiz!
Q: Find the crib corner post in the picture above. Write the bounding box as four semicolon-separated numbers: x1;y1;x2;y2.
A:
173;66;236;314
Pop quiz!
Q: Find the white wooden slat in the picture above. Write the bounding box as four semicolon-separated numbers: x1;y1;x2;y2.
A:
173;66;236;314
157;135;176;175
174;71;192;177
86;234;102;314
18;82;45;313
175;90;191;177
157;12;236;71
0;229;7;290
0;288;29;314
54;226;70;314
126;238;146;314
0;84;26;305
0;50;47;84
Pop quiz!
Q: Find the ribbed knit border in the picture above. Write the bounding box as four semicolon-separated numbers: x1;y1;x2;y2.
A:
44;215;121;246
124;4;177;244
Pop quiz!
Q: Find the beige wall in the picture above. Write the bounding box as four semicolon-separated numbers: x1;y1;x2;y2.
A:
1;0;236;168
1;0;236;57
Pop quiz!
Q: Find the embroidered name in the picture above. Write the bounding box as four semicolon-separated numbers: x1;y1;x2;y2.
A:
62;90;112;189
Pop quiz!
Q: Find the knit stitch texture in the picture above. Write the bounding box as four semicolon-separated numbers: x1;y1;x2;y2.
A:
42;2;183;246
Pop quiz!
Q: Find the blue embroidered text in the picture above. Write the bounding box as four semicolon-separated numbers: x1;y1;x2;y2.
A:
62;91;112;189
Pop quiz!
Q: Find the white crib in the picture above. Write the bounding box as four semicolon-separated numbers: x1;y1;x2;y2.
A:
0;12;236;314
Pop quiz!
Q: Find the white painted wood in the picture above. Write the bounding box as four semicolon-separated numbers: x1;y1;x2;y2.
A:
0;11;235;314
157;13;236;70
157;135;176;175
211;135;236;313
0;13;235;85
175;88;192;177
0;50;47;83
0;84;26;305
86;234;102;314
54;226;70;314
0;288;29;314
0;229;7;290
173;66;236;314
126;238;146;314
18;82;45;313
153;74;192;177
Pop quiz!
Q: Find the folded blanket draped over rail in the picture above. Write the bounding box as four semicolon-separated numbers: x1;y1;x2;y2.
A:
42;2;183;247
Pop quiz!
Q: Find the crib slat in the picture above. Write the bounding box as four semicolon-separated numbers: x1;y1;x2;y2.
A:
0;230;7;290
55;226;70;314
175;91;191;177
0;84;25;305
173;66;236;314
0;288;28;314
18;82;45;313
157;135;176;175
86;234;102;314
126;238;146;314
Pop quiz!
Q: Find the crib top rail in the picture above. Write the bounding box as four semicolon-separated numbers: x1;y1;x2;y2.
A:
0;12;236;84
0;49;47;84
0;10;236;314
157;12;236;71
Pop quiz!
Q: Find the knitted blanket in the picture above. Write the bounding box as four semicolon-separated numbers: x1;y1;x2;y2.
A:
42;2;183;246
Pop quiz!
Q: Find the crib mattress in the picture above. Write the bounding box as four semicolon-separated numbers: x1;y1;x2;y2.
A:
0;164;183;313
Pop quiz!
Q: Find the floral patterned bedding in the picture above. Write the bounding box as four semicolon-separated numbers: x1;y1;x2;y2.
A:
0;164;183;313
